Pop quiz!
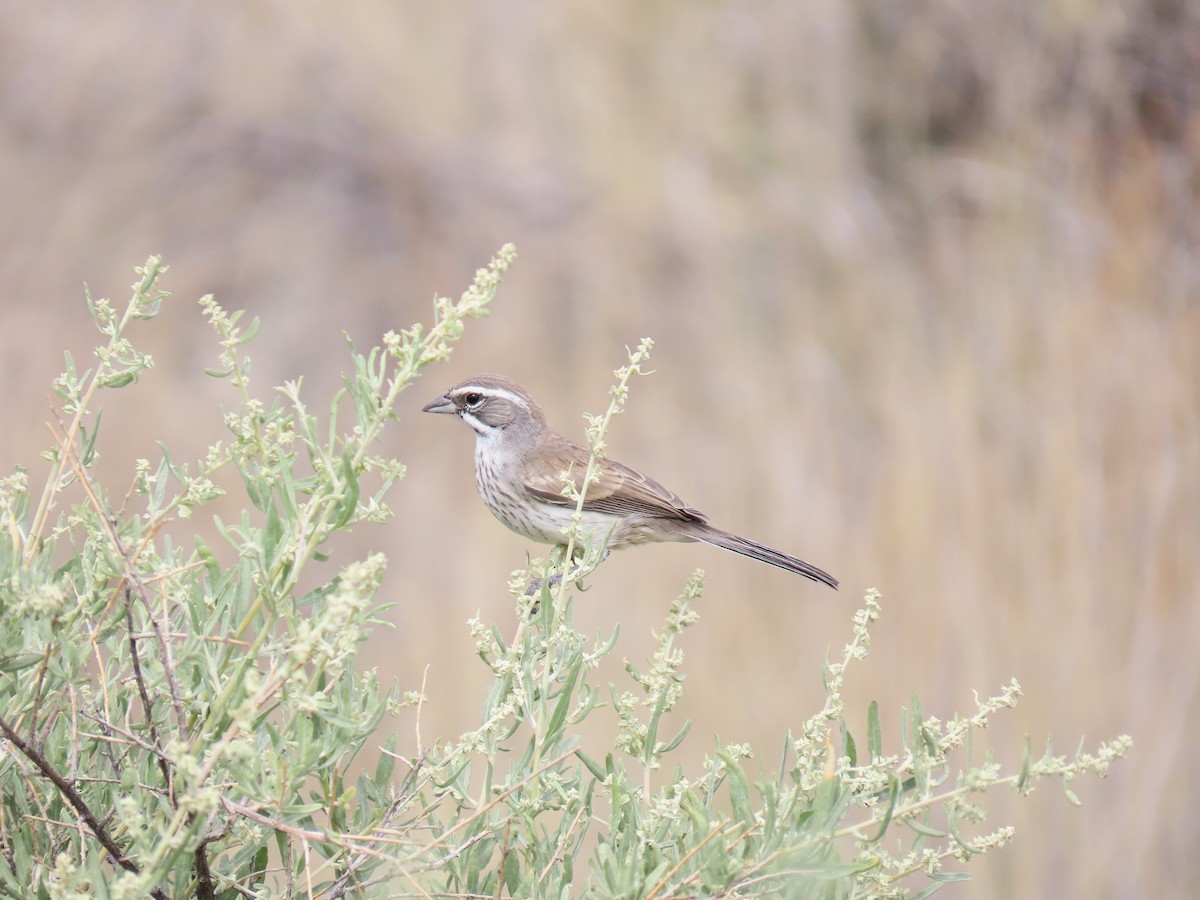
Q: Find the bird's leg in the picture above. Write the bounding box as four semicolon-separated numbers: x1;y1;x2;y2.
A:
523;545;612;602
523;553;581;598
524;570;566;598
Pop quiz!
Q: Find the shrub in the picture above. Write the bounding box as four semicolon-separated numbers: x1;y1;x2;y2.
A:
0;251;1129;898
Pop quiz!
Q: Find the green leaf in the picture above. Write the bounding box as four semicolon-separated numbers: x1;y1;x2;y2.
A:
907;818;947;838
281;802;325;816
1017;735;1032;793
101;370;136;388
658;719;692;754
576;750;606;781
0;857;23;891
868;699;882;760
86;851;113;900
930;872;973;882
719;750;753;825
681;790;710;836
644;689;669;761
237;315;262;345
920;724;939;757
946;806;978;854
592;624;620;656
79;410;103;467
546;656;584;743
1063;782;1082;806
843;727;857;768
811;774;844;830
503;848;521;894
252;845;270;889
909;884;946;900
375;733;396;785
194;536;222;586
263;497;283;567
568;683;600;725
866;773;899;843
330;452;360;528
0;654;43;673
242;465;267;512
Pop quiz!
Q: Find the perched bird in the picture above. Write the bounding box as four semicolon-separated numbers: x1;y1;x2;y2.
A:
423;374;837;589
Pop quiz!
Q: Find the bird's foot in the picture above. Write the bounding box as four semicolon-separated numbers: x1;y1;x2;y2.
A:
524;570;566;597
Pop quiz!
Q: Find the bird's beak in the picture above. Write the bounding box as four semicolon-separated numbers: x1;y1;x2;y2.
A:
422;393;456;415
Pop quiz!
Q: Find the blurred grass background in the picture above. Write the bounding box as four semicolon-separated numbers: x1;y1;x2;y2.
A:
1;2;1196;896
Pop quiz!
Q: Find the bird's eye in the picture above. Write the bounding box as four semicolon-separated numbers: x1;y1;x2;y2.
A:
462;392;484;407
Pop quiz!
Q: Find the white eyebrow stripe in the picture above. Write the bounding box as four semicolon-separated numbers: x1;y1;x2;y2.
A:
452;387;526;406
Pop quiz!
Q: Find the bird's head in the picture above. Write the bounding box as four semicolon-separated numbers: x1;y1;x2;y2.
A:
422;374;546;439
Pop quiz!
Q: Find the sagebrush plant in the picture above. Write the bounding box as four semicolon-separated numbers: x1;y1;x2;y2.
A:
0;251;1129;899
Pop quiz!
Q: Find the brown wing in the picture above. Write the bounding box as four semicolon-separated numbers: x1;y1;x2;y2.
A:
522;436;706;523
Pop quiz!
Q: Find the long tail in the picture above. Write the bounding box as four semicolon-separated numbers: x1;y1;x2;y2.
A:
687;525;838;589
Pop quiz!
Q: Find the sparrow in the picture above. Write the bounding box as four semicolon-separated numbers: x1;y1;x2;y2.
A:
423;374;837;589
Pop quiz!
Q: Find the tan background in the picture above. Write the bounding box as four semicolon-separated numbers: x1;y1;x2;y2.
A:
1;2;1196;896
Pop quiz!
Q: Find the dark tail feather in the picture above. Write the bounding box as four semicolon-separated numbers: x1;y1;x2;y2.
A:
689;526;838;589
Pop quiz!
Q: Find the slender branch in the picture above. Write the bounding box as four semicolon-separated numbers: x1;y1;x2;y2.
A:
25;642;53;744
327;756;431;899
78;711;176;766
0;711;170;900
414;747;577;860
492;819;513;900
645;821;744;899
24;259;166;564
124;587;173;794
53;416;191;741
536;803;587;885
50;414;218;895
221;798;339;845
193;845;217;900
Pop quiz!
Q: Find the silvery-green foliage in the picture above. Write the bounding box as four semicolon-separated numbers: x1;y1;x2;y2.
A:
0;252;1128;899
